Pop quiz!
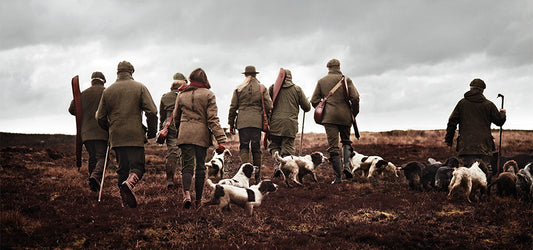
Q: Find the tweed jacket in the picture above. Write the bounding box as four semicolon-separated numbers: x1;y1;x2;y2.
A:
173;86;226;148
96;72;158;148
228;77;273;129
69;84;108;142
310;69;360;126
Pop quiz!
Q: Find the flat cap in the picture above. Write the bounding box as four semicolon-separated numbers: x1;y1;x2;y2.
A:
91;71;106;83
327;59;340;67
173;72;187;82
117;61;134;73
470;78;486;89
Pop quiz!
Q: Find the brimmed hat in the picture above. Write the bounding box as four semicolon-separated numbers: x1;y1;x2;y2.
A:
327;59;340;67
173;72;187;82
91;71;106;83
470;78;486;89
242;65;259;74
117;61;135;73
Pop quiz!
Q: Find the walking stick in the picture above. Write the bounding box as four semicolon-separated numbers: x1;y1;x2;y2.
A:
497;94;504;175
98;144;110;202
299;112;306;156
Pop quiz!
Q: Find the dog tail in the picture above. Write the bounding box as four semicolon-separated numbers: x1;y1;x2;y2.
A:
273;151;286;164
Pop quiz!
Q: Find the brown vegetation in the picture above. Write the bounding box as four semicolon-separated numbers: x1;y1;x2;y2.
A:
1;130;532;249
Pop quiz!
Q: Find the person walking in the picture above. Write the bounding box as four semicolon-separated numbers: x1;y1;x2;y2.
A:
159;73;187;188
228;66;273;183
311;59;360;184
268;69;311;169
173;68;226;209
96;61;158;208
445;78;506;175
68;71;109;192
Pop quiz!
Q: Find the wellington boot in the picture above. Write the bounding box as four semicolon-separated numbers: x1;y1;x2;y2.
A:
165;162;176;188
330;156;342;184
183;190;191;209
239;149;250;164
342;145;353;179
252;152;262;183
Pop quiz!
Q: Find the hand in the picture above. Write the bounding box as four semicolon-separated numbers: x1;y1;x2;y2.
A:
216;143;226;154
229;126;236;135
147;131;156;139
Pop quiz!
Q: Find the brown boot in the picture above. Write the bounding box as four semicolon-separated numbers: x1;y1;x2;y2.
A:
183;190;192;209
120;173;139;208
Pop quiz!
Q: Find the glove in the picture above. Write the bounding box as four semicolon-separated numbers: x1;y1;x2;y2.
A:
229;125;236;135
147;130;157;139
216;143;226;154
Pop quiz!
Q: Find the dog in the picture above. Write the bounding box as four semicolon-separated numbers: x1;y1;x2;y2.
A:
401;161;425;191
350;151;399;179
434;157;460;191
488;160;519;198
217;163;255;188
490;153;533;173
205;148;232;178
516;162;533;201
448;161;488;203
204;178;278;216
273;151;327;187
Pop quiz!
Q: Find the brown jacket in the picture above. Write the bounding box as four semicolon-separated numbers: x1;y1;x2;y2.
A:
445;90;506;155
96;72;158;148
228;77;273;129
310;69;360;126
173;86;226;148
69;84;108;142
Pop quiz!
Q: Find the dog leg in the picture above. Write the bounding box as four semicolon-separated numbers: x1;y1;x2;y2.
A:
291;172;303;186
312;173;318;183
246;204;254;217
466;179;473;203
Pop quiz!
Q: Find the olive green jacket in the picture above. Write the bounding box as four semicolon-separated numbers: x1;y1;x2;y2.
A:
310;69;360;126
228;77;273;129
268;79;311;137
173;86;226;148
445;90;506;156
69;84;108;142
96;72;158;148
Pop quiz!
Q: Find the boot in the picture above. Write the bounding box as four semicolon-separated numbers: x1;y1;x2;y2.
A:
331;156;342;184
165;161;176;188
120;173;139;208
252;151;262;183
272;152;281;178
183;190;191;209
89;176;100;192
239;149;250;164
195;174;206;204
342;145;353;179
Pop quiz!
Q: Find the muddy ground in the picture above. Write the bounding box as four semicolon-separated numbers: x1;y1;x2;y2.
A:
1;130;532;249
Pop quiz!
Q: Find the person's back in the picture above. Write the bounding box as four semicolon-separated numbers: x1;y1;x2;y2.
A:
445;78;506;169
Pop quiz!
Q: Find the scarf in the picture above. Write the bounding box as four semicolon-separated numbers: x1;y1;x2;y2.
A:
178;80;210;91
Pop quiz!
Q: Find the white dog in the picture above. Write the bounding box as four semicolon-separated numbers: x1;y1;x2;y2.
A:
205;149;232;178
447;161;488;203
350;151;399;178
273;151;328;187
204;178;278;216
217;163;255;188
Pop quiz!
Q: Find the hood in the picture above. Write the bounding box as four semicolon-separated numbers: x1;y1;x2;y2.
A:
282;78;294;88
464;90;486;103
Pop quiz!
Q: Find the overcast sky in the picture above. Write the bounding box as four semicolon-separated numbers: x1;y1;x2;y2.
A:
1;0;531;135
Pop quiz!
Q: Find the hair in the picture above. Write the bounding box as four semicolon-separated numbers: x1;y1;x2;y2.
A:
189;68;209;84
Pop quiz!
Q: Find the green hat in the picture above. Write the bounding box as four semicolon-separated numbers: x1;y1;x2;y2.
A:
173;72;187;82
91;71;106;83
470;78;486;89
327;59;340;67
242;65;259;74
117;61;134;73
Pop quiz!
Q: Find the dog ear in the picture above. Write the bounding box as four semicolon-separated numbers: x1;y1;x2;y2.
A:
242;163;254;178
311;153;323;166
246;188;256;202
259;180;277;193
361;156;368;162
